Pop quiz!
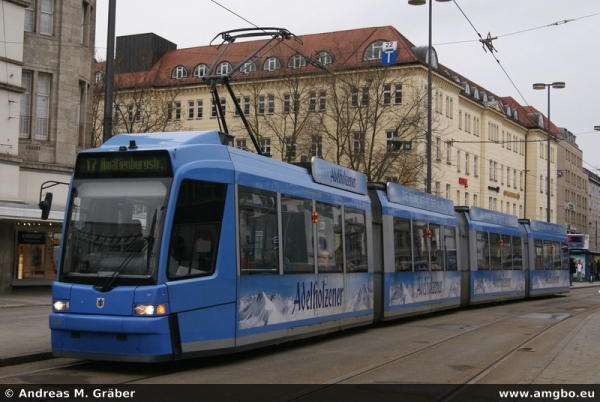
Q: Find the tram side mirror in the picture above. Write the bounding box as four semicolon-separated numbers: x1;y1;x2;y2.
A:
562;245;569;252
39;192;53;220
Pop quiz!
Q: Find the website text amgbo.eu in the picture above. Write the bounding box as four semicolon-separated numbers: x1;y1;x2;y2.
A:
500;390;595;400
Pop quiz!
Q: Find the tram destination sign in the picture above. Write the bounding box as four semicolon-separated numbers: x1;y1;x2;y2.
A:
75;151;173;178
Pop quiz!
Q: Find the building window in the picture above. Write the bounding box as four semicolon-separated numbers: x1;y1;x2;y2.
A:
20;70;33;138
264;57;281;72
196;100;203;119
172;66;188;79
25;0;35;32
363;40;384;61
236;139;247;150
394;84;403;104
361;87;369;107
283;93;290;114
258;95;265;115
445;184;450;199
473;155;479;177
188;101;194;119
35;72;52;140
267;94;275;114
216;62;232;76
241;61;256;74
80;2;90;46
40;0;54;36
288;54;306;69
317;51;332;66
261;138;271;156
383;84;391;105
244;96;250;116
386;130;400;153
353;132;364;154
174;101;181;120
94;71;103;84
309;91;316;112
465;153;470;174
473;194;477;207
285;137;296;159
311;135;322;158
319;91;326;111
445;141;451;164
126;104;136;122
350;87;358;108
211;98;226;118
193;64;208;78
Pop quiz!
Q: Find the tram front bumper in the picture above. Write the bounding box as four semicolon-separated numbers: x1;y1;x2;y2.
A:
49;313;174;362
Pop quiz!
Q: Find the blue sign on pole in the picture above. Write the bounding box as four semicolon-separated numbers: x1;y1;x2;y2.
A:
382;50;397;66
381;41;398;66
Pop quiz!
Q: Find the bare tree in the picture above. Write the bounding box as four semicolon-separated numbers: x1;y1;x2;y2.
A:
91;55;184;147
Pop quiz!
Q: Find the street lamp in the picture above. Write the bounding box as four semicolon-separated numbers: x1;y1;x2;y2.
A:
533;81;565;222
409;0;452;194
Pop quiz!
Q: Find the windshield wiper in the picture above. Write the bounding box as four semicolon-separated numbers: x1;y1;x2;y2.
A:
98;243;148;292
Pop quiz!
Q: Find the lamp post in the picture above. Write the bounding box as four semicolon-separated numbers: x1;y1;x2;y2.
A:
409;0;451;194
533;82;565;222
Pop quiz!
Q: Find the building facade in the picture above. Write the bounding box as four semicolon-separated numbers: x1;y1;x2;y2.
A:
584;167;600;252
96;27;557;223
0;0;96;292
556;128;588;236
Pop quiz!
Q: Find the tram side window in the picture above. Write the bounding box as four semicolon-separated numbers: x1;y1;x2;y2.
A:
543;240;553;270
316;202;342;273
393;217;412;271
501;235;512;270
476;231;490;270
413;221;429;271
534;239;543;270
281;195;314;274
345;208;368;272
560;242;569;270
489;233;502;270
238;187;279;275
168;179;226;279
512;236;523;270
444;227;457;271
552;241;562;269
430;224;443;271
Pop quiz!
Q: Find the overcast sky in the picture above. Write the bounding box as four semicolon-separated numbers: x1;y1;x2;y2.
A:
95;0;600;172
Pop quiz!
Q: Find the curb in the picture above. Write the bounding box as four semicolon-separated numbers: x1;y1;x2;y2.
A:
0;352;54;368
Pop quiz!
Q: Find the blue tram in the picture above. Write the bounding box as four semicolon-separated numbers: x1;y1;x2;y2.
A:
49;131;374;362
47;130;569;362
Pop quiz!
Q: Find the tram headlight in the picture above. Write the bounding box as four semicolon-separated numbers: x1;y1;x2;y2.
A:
53;301;69;311
134;303;166;316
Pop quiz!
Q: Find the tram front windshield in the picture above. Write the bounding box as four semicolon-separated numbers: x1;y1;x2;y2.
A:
59;178;171;287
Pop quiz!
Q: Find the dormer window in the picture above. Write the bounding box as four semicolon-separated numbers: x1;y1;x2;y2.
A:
513;110;518;120
364;40;385;61
264;57;281;72
482;93;488;102
193;64;208;78
241;61;256;74
463;83;470;95
288;54;306;69
317;51;333;66
473;88;479;100
171;65;188;79
216;62;233;75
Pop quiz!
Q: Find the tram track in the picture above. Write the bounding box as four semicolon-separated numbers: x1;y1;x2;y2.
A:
1;288;598;394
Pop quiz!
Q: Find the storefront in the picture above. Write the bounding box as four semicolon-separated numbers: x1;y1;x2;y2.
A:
0;201;64;291
15;227;61;284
